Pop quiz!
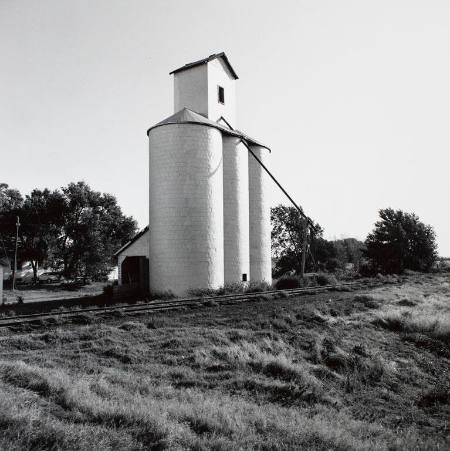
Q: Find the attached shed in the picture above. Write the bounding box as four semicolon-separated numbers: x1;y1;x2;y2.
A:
114;227;149;293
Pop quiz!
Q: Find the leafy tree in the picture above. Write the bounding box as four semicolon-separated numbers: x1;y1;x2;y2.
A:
0;182;137;282
333;238;365;271
0;183;23;211
271;204;323;277
19;189;66;282
0;183;23;265
54;182;137;280
312;238;339;272
364;208;437;274
271;205;366;276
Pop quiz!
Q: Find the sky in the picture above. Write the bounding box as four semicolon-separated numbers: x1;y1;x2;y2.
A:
1;0;449;255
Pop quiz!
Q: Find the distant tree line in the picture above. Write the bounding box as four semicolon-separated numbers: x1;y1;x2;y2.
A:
0;182;137;282
0;182;438;283
271;204;438;277
271;205;364;277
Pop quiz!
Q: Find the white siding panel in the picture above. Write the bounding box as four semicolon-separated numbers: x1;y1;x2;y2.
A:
174;65;208;116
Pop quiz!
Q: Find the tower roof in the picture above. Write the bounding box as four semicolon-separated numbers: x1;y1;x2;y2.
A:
169;52;239;80
147;108;270;151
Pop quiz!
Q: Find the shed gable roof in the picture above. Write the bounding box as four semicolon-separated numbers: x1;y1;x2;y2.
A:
114;226;149;257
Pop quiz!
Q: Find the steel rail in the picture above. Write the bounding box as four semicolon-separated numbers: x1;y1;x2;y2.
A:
0;280;391;328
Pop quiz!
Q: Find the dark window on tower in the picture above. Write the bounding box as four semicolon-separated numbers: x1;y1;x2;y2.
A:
242;273;247;282
218;86;225;104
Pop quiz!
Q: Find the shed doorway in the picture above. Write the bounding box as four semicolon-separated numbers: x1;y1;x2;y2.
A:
121;256;149;292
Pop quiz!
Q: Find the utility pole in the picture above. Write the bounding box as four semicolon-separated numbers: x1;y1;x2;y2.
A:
300;220;308;279
12;216;20;291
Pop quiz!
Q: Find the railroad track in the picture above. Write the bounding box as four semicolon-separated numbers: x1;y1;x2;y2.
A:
0;280;392;328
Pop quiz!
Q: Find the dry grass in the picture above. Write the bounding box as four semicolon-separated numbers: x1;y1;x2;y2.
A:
0;273;448;450
371;281;450;343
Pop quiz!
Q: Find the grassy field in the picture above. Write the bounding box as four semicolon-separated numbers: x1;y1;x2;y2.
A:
2;281;106;305
0;273;448;450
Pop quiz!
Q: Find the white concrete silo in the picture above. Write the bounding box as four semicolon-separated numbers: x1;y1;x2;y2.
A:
222;136;250;284
144;53;276;295
148;123;224;296
248;145;272;284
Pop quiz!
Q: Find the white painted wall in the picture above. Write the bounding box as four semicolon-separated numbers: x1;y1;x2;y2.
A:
117;230;149;285
249;145;272;284
207;58;237;127
223;136;249;284
173;57;236;127
174;64;208;117
149;124;224;296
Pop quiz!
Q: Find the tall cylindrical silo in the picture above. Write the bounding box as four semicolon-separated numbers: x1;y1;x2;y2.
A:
148;124;224;296
248;145;272;284
223;136;250;284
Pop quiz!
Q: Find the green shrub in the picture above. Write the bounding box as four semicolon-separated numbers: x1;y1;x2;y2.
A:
188;287;218;297
223;283;246;294
146;317;169;329
274;274;318;290
316;273;338;286
118;321;147;331
190;281;270;297
203;300;218;307
245;281;271;293
102;284;113;298
372;315;404;332
359;260;377;277
418;383;449;407
437;259;450;273
353;294;380;309
151;290;176;300
398;298;416;307
275;275;302;290
325;257;341;272
70;313;95;325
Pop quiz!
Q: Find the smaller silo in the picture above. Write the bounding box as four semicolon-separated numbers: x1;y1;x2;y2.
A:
223;136;250;284
248;145;272;284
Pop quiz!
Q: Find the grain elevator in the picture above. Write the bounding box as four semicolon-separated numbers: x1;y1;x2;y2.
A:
147;53;271;296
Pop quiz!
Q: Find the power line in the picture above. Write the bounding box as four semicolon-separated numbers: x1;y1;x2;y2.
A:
241;139;317;233
218;115;317;233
